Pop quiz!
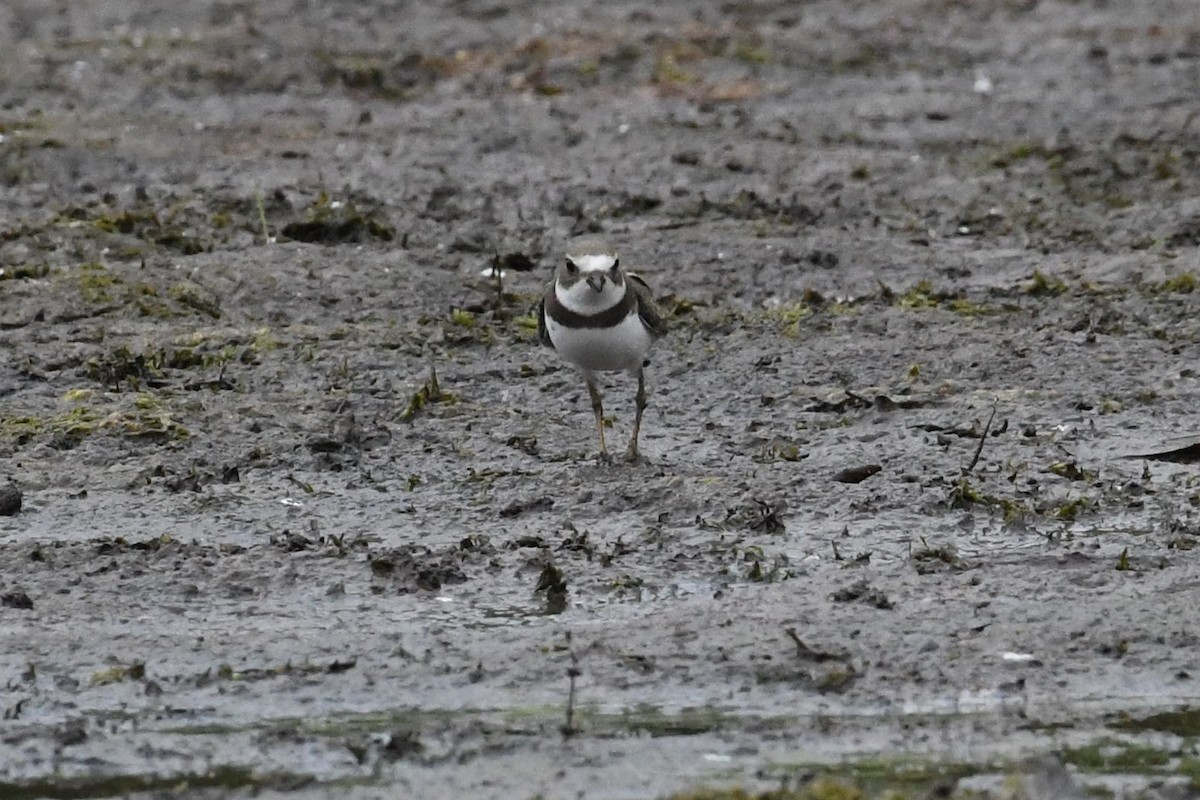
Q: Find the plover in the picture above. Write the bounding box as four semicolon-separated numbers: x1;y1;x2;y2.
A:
537;248;667;461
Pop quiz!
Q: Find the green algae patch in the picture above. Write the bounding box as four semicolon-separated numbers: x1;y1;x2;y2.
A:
0;393;189;444
76;262;122;303
90;661;146;686
1024;270;1067;297
1155;272;1196;294
887;280;994;316
1114;707;1200;737
85;337;257;392
160;703;738;741
661;783;862;800
765;302;813;338
399;365;458;422
580;705;733;738
945;477;1031;525
79;204;207;255
1062;738;1172;772
0;766;284;800
35;262;229;321
674;758;981;800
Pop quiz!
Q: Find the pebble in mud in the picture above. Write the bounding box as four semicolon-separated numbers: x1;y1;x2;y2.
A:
1;591;34;610
0;484;21;516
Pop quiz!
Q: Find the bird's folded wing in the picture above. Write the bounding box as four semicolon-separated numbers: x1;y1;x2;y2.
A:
536;286;555;348
628;273;667;338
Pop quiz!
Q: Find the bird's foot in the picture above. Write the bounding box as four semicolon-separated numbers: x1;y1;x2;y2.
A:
623;444;641;463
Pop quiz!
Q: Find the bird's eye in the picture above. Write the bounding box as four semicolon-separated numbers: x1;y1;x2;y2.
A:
564;257;579;274
612;257;620;270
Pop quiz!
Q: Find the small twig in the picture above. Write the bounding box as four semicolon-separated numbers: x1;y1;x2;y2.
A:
784;627;843;662
843;389;871;407
492;253;504;313
399;362;442;423
427;362;441;401
254;186;271;245
965;403;998;473
561;631;580;737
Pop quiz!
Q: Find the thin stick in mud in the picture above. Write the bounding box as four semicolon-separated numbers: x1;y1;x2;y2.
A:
965;403;998;473
561;631;581;738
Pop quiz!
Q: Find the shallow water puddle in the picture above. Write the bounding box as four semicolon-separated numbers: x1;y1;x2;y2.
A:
5;700;1200;798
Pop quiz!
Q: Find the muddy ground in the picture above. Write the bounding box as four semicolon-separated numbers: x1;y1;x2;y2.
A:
2;1;1200;798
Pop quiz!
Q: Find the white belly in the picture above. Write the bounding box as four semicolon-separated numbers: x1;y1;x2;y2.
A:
547;312;652;373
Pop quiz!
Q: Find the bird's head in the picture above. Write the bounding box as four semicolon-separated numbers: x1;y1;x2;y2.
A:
556;252;626;310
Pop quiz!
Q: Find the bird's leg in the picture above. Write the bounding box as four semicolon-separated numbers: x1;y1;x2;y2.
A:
625;367;647;462
586;377;610;462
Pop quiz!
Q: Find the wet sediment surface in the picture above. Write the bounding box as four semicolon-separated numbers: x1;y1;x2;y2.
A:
2;1;1200;797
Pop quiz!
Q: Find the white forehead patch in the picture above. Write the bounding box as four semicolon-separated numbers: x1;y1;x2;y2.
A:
568;253;617;272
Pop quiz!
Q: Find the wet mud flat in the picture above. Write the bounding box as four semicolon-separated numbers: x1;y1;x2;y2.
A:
2;0;1200;797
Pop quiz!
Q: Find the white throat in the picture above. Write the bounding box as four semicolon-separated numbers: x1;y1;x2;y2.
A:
555;272;626;315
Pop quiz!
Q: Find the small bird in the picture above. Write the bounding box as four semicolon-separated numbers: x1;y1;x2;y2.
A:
537;248;667;461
